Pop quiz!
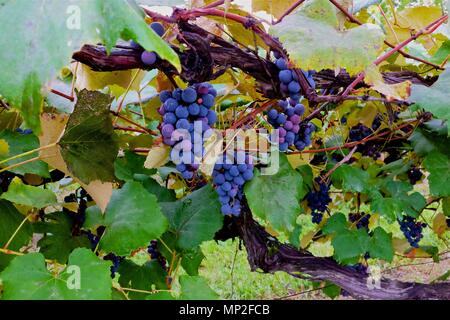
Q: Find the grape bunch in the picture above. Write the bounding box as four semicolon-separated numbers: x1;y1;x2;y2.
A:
147;240;167;269
273;55;316;101
348;123;381;159
267;100;315;152
158;83;218;179
103;253;124;279
306;178;331;224
212;152;254;216
408;167;423;185
130;22;166;67
398;216;427;248
349;212;371;231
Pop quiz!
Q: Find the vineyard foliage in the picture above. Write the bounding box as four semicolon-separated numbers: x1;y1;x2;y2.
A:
0;0;449;300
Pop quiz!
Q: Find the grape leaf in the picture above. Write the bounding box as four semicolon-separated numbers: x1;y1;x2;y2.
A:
0;0;179;133
0;177;56;209
98;181;168;256
59;90;118;184
0;248;112;300
270;0;384;75
251;0;298;19
409;127;450;157
35;212;91;263
179;275;219;300
160;185;223;250
0;130;49;177
181;247;205;276
118;259;168;300
332;164;370;193
0;200;33;271
331;229;370;264
114;150;155;182
423;151;450;197
411;68;450;135
134;175;177;202
368;227;394;262
245;153;304;233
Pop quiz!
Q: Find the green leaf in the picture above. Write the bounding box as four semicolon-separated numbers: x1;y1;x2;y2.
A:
322;282;341;299
161;185;223;250
331;229;370;264
297;164;314;195
411;68;450;135
0;200;33;271
0;248;112;300
59;90;118;184
332;165;370;193
423;151;450;197
322;213;348;235
0;177;56;209
134;174;177;202
179;275;218;300
181;248;205;276
118;259;168;300
114;151;155;182
409;127;450;157
0;130;49;177
270;0;384;75
245;153;303;233
35;212;91;263
99;181;168;256
368;227;394;262
0;0;179;132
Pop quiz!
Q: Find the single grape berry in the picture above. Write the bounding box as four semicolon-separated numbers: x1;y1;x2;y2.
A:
150;22;165;37
141;51;157;66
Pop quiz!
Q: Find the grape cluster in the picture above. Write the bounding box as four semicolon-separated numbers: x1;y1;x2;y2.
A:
147;240;167;269
274;56;316;100
399;216;427;248
212;152;254;216
130;22;166;67
349;212;371;231
86;226;105;250
306;178;331;224
408;167;423;185
348;123;381;159
158;83;218;179
103;253;124;279
267;100;315;152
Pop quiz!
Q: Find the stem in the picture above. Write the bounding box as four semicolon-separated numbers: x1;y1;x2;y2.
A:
341;14;448;98
329;0;446;70
114;69;142;122
0;143;57;166
274;0;306;24
0;248;24;257
49;88;75;102
322;146;357;180
113;125;148;134
110;111;158;135
0;157;40;173
291;121;416;154
3;215;30;250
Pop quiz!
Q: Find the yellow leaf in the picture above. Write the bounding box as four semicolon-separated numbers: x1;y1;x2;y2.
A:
73;64;144;92
252;0;298;19
301;230;316;249
433;213;447;236
38;113;113;212
144;144;170;169
365;64;411;101
0;139;9;156
384;7;442;44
